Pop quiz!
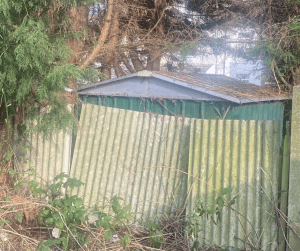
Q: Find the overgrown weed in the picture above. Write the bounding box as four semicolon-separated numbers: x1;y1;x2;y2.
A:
0;170;239;251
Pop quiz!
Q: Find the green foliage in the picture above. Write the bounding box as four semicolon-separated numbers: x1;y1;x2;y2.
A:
12;168;47;196
286;0;300;6
28;180;47;196
178;41;200;61
14;213;24;223
250;17;300;86
94;196;133;248
146;220;165;248
37;173;88;250
0;0;98;134
78;67;107;86
187;186;236;250
36;173;133;250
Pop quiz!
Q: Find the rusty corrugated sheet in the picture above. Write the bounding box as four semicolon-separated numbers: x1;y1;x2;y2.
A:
14;129;72;185
70;103;190;220
187;119;280;250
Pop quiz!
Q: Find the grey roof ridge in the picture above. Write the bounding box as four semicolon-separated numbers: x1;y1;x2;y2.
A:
78;70;242;103
77;70;290;104
151;72;242;103
77;71;140;91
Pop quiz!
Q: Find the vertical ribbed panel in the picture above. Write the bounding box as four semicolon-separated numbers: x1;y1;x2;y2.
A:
82;96;284;122
70;103;190;220
15;129;72;185
187;119;280;250
82;96;285;141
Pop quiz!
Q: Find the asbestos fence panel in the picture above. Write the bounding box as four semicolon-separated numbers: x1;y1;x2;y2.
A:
70;103;190;220
187;119;281;250
14;129;72;186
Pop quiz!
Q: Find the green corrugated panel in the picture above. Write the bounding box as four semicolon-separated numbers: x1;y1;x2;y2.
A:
81;97;284;145
14;129;72;185
70;103;190;220
81;96;284;121
187;119;280;250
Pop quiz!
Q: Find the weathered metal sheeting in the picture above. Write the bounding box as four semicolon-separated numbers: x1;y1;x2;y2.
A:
187;119;280;250
14;130;72;185
81;96;285;139
70;103;190;220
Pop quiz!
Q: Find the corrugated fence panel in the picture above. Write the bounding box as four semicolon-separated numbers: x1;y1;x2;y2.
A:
70;103;190;220
14;129;72;185
81;96;284;140
187;119;280;250
81;96;284;121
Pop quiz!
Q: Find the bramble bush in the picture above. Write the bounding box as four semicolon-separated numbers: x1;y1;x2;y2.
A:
35;172;133;250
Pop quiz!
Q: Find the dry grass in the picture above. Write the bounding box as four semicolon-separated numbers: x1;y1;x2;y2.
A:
0;176;185;251
0;186;229;251
0;198;184;250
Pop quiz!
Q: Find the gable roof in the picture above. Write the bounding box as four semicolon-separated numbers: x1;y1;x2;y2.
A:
78;70;290;104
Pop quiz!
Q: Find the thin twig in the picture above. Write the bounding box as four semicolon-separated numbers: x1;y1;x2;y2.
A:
0;228;39;244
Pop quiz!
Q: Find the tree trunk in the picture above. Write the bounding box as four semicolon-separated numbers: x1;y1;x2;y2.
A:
100;0;122;78
121;55;136;73
145;53;161;71
152;55;161;71
130;50;145;71
145;54;153;70
144;0;166;71
114;57;126;77
101;66;111;80
80;0;114;69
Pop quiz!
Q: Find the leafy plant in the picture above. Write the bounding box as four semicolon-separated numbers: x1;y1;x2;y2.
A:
94;196;133;248
0;0;101;136
37;173;134;250
14;213;24;223
187;186;236;250
37;173;87;251
146;220;165;249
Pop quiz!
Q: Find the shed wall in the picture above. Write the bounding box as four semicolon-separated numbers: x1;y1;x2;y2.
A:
80;96;285;133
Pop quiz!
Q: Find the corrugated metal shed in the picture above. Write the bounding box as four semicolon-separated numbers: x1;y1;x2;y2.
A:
14;103;282;249
78;71;287;141
81;95;284;120
78;70;290;104
157;71;288;102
